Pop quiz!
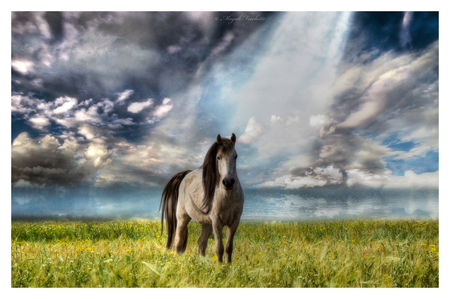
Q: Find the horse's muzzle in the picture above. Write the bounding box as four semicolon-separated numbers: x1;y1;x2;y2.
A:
223;178;235;190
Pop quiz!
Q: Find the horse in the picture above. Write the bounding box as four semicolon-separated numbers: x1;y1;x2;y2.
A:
159;133;244;263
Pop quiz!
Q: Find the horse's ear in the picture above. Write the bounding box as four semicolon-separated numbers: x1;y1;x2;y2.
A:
216;134;222;143
231;133;236;144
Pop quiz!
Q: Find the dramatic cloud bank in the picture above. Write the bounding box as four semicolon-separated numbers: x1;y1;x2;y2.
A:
11;12;438;216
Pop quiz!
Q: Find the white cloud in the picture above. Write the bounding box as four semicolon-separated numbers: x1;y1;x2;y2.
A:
183;11;214;31
78;124;97;140
11;95;35;114
309;114;335;137
337;93;385;129
285;176;328;189
34;12;52;39
128;99;153;113
256;175;292;188
209;31;234;58
112;117;135;126
270;115;283;126
85;143;111;167
11;92;136;139
347;169;438;189
257;165;344;189
335;41;438;130
99;99;115;114
237;116;263;144
116;89;134;102
402;125;438;142
28;115;50;130
11;59;34;74
309;114;332;128
280;155;311;173
53;97;78;114
167;45;182;54
80;99;93;107
153;98;173;118
57;19;80;61
74;105;103;123
400;12;413;48
393;137;438;160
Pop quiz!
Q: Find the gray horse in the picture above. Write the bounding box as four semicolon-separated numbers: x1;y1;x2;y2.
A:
159;133;244;263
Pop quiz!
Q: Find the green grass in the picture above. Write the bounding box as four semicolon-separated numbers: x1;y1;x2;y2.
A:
11;219;439;287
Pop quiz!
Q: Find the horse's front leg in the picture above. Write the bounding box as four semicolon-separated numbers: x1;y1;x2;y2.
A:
198;224;212;256
211;217;224;263
225;221;239;263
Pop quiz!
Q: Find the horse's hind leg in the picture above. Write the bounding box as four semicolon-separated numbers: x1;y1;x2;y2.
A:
198;224;212;256
173;213;191;254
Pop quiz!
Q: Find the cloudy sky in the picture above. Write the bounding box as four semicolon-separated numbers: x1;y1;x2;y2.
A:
11;12;439;219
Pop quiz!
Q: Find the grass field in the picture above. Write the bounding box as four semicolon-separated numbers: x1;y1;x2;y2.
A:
11;219;438;288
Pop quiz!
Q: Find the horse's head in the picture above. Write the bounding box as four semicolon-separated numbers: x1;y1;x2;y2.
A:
215;133;238;191
202;133;238;201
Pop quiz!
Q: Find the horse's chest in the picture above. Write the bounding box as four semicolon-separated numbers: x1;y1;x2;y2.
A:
216;202;242;226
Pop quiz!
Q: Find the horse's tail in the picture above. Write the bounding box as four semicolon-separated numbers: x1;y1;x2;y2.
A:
159;170;192;250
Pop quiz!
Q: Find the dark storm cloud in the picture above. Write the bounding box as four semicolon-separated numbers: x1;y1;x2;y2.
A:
11;132;111;185
11;11;439;193
12;12;279;99
341;12;438;64
11;12;280;145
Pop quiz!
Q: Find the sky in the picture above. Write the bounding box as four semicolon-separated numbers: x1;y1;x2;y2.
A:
11;11;439;219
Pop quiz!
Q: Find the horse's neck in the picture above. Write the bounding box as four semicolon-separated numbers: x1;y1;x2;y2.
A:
214;182;241;202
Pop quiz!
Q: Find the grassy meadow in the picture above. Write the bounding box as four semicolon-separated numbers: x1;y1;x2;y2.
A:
11;219;438;288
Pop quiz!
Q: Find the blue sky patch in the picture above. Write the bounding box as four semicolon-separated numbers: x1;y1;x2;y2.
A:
384;150;438;176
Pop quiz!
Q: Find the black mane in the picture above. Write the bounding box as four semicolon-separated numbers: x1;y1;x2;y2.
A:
192;138;234;215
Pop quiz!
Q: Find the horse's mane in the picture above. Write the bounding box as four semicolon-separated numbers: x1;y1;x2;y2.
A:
194;137;234;214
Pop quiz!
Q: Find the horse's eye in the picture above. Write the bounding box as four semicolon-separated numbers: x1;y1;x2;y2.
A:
217;156;221;160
